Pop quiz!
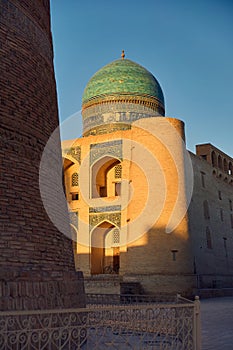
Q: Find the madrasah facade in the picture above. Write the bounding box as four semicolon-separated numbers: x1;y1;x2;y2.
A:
62;52;233;297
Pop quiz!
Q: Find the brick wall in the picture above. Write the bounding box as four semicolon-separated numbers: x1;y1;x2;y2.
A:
0;0;85;310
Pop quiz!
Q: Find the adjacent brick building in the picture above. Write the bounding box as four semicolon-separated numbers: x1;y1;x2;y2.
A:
0;0;85;310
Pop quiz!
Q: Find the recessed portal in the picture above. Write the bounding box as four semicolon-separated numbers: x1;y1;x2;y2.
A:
91;222;120;275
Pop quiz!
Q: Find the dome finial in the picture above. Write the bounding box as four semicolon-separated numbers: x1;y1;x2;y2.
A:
121;50;125;59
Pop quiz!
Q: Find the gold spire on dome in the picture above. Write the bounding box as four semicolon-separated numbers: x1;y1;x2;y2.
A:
121;50;125;59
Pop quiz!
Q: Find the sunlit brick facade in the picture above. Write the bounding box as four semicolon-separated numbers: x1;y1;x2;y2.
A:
62;56;233;297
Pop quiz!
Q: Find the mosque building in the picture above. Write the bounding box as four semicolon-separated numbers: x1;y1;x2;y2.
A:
62;52;233;297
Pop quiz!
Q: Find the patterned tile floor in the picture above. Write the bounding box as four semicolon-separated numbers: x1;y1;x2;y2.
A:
201;297;233;350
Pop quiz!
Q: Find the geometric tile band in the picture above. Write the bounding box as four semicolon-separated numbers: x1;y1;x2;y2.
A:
69;212;78;229
63;146;81;164
89;212;121;231
90;140;122;165
89;206;121;213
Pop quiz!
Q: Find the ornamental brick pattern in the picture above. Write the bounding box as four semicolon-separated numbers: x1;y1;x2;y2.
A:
0;0;85;310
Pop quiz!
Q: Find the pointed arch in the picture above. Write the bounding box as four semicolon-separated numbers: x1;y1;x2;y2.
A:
91;155;121;198
91;221;120;275
63;156;80;202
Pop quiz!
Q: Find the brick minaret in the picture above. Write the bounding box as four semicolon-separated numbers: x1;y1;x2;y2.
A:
0;0;85;310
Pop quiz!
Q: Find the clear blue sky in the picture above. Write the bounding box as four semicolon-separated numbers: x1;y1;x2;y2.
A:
50;0;233;156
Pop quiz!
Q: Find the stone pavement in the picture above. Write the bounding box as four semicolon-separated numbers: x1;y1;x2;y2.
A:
201;296;233;350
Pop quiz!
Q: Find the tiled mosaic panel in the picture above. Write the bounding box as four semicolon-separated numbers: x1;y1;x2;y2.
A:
82;101;163;134
90;140;122;165
89;212;121;230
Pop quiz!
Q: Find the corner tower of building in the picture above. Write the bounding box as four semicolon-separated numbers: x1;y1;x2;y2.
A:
82;53;165;136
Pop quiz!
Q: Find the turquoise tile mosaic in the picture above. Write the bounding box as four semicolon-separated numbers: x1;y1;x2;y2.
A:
81;58;165;136
82;59;164;105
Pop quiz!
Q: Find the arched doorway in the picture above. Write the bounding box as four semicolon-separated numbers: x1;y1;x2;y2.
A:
91;221;120;275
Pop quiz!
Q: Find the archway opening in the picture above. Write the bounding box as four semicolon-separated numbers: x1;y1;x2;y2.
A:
91;156;121;198
63;157;79;202
91;222;120;275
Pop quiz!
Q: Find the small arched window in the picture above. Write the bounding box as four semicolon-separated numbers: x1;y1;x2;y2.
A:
230;214;233;228
211;151;217;167
72;172;79;187
223;237;228;258
229;162;232;175
218;155;223;170
203;200;210;219
206;227;212;249
201;171;206;188
229;199;232;212
223;159;228;173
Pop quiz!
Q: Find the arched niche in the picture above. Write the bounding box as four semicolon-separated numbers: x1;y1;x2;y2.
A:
91;221;120;275
91;156;121;198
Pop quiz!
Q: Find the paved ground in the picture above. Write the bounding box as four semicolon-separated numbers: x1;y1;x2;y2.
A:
201;297;233;350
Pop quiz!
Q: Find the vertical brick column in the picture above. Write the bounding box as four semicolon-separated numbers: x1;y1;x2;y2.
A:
0;0;85;310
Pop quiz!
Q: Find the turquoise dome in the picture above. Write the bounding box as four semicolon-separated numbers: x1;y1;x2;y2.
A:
82;59;164;106
82;57;165;136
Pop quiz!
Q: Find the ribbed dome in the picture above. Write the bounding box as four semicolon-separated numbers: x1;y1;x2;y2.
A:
82;59;164;106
